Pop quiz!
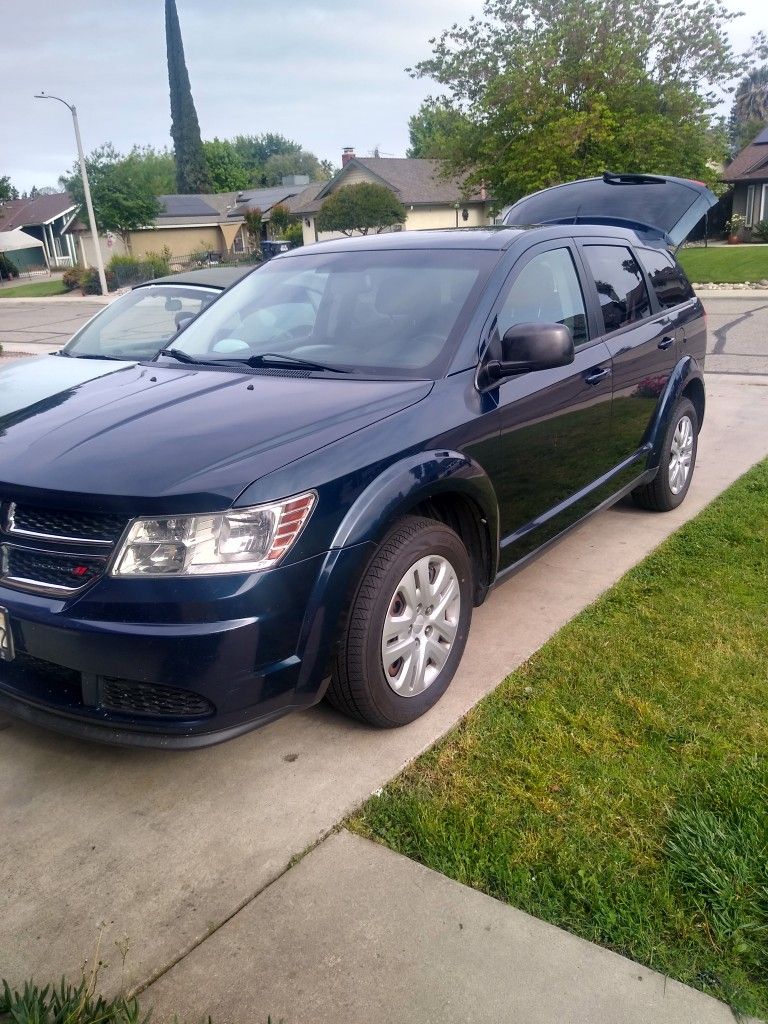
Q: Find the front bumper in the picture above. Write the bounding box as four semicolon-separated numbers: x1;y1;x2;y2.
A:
0;543;373;747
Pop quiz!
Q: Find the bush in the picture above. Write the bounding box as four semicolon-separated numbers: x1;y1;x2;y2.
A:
752;219;768;242
81;269;117;294
0;253;19;280
62;265;85;290
283;221;304;248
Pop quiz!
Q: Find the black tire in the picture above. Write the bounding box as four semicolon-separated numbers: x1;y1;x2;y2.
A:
328;515;473;727
633;397;699;512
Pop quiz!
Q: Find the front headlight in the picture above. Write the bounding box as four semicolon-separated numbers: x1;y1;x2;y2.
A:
111;492;316;577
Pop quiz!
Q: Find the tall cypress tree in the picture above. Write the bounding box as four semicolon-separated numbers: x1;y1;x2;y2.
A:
165;0;211;194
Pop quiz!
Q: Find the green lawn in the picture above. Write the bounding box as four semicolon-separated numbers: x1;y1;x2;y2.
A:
679;246;768;283
0;279;69;298
352;461;768;1018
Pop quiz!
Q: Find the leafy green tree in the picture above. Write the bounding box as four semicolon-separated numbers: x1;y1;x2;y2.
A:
729;66;768;152
165;0;211;193
316;183;406;236
61;144;161;250
123;145;176;195
410;0;766;203
202;139;250;192
231;134;332;186
0;176;19;202
262;150;330;186
406;100;470;158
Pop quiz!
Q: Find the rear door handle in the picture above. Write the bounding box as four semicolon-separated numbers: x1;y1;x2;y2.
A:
584;366;611;386
658;336;674;351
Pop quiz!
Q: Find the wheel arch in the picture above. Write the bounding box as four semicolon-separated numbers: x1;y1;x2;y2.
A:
644;356;704;470
330;451;500;605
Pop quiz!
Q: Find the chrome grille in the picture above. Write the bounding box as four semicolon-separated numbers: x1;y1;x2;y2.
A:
0;501;127;596
4;502;125;546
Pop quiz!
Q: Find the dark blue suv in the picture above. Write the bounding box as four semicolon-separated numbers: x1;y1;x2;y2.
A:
0;174;716;747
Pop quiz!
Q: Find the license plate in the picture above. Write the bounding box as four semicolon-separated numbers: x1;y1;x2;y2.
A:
0;607;14;661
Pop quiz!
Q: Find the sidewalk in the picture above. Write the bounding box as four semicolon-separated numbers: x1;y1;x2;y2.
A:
145;830;758;1024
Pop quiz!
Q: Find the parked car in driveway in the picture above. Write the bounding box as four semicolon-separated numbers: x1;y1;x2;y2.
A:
0;173;716;747
62;266;252;361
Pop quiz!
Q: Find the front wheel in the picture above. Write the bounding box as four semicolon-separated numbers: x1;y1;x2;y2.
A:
633;397;699;512
327;516;472;727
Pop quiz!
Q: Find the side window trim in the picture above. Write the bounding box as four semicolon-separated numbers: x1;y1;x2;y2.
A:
575;237;656;339
485;240;594;353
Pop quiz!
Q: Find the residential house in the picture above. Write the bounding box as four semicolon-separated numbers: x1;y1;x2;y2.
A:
722;126;768;236
0;192;79;269
292;149;495;245
124;177;322;259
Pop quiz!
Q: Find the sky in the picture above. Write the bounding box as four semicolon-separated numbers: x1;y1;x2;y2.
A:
2;0;766;194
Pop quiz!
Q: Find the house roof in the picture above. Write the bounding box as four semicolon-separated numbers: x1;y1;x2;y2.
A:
291;158;490;214
0;192;78;230
226;183;326;220
722;128;768;183
155;193;241;226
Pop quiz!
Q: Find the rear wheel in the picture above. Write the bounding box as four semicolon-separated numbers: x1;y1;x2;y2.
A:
633;397;698;512
328;516;472;727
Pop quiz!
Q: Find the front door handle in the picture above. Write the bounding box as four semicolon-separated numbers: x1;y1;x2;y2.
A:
658;336;675;351
584;366;611;386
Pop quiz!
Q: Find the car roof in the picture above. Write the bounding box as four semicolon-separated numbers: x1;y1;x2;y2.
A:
284;228;527;255
140;266;254;289
276;223;671;260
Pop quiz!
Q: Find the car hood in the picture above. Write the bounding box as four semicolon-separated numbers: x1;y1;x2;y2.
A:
502;172;718;247
0;357;432;511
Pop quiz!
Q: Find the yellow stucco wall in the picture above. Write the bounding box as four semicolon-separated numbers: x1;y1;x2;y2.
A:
128;226;227;259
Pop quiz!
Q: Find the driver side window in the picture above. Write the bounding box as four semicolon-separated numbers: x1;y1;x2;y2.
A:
498;248;588;346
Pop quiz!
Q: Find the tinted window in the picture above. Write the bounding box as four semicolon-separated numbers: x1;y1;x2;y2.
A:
171;249;496;378
498;248;588;346
583;245;651;333
636;248;695;309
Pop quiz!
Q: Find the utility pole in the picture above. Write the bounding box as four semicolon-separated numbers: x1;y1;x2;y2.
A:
34;92;108;296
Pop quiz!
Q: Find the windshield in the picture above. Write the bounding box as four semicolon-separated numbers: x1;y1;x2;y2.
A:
64;284;220;360
166;249;496;378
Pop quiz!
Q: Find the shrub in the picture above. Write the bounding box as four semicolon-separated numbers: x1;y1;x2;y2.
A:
81;269;117;294
752;219;768;242
0;254;19;280
142;246;172;278
62;265;86;290
283;221;304;247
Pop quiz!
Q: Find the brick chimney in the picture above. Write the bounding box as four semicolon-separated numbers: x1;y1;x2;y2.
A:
342;147;355;167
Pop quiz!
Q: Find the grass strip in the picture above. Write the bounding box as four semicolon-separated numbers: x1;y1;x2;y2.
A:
352;460;768;1017
0;280;69;298
679;246;768;284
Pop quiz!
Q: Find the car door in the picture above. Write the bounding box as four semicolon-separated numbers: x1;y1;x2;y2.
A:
483;242;615;570
578;240;679;475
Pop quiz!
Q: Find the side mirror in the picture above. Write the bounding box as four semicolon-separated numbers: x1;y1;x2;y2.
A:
480;322;575;387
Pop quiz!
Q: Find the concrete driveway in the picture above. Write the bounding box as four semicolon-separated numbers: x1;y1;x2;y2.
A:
1;297;767;1002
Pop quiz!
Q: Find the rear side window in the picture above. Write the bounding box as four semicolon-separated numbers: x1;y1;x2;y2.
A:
498;247;588;346
636;248;695;309
583;245;651;333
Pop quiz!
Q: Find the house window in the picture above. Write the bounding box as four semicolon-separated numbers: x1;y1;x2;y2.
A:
745;185;756;228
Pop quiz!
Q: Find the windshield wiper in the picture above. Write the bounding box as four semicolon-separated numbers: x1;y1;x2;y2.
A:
217;352;351;373
58;351;128;361
158;347;206;365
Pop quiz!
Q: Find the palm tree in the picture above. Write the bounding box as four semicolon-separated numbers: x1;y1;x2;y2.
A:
729;67;768;152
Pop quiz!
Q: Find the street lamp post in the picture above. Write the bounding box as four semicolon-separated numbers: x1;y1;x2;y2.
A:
34;92;108;296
